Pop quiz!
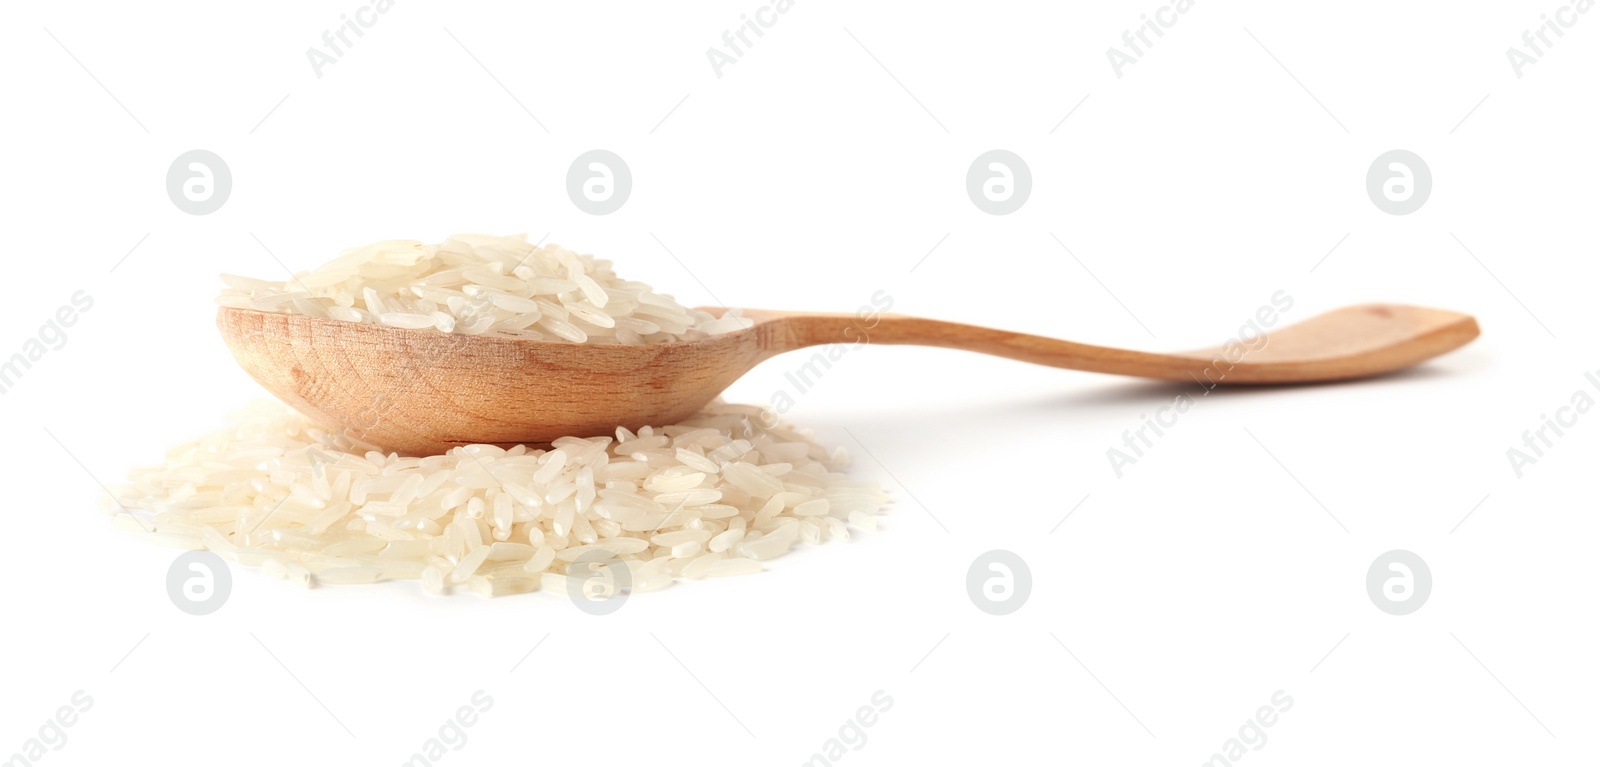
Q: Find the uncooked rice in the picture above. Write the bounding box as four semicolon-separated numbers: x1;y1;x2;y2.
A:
216;233;752;344
108;400;891;596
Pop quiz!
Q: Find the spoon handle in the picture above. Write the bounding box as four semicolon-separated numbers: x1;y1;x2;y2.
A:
744;304;1478;384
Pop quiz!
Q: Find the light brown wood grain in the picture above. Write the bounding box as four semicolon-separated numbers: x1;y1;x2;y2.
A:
218;303;1479;456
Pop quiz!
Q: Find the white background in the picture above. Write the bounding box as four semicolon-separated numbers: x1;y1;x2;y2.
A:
2;0;1596;764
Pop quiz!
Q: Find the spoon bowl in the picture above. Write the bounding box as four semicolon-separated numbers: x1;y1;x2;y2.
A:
218;303;1479;456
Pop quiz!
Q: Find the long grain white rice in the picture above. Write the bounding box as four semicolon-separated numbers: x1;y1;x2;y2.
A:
217;233;753;344
108;400;890;596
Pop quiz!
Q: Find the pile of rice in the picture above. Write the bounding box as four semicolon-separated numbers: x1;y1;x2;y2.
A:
114;233;887;596
216;233;751;344
109;400;890;596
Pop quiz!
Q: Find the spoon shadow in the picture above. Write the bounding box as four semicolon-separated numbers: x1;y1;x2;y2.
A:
814;357;1484;440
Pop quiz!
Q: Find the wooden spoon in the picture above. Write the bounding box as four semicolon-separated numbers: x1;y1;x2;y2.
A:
218;303;1478;456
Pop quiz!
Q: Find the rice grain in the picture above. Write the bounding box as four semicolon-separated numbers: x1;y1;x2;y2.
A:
108;400;890;597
